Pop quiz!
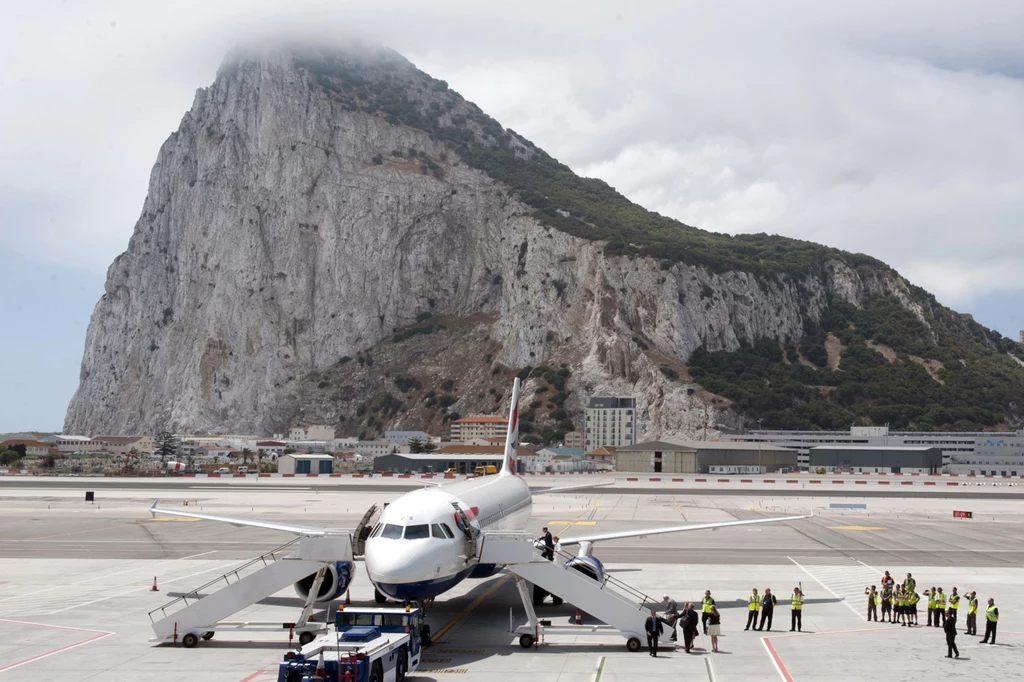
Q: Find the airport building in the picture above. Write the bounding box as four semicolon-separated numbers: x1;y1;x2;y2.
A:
278;453;336;475
615;440;796;474
584;397;637;451
808;445;943;474
373;451;504;474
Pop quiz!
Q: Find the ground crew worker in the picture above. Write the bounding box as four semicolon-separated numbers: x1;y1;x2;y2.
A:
757;588;777;631
790;587;803;632
882;571;895;591
965;591;979;636
701;590;715;635
981;598;998;644
934;588;947;627
904;572;916;593
881;585;893;622
944;608;960;658
865;586;879;622
745;588;761;630
894;588;904;625
925;588;935;626
908;589;920;626
948;588;960;623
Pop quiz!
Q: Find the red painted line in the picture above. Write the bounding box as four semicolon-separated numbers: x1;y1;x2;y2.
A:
207;473;220;478
649;477;661;482
0;620;113;673
878;480;890;485
901;481;913;485
741;479;753;483
718;478;730;483
237;670;277;682
672;478;685;482
763;479;775;483
258;473;270;477
233;473;246;477
695;478;707;482
947;482;959;486
809;480;821;484
832;480;844;484
924;481;936;486
282;473;294;477
626;477;638;481
183;473;195;477
306;474;319;477
786;480;798;484
762;637;793;682
382;473;393;477
352;474;365;478
329;473;342;477
398;474;411;478
855;480;867;484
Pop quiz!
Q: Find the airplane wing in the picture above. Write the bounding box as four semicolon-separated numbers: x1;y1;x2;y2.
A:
530;480;616;495
148;501;347;536
556;513;811;547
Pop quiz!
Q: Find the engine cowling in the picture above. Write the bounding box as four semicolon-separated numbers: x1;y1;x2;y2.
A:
565;555;605;583
294;561;354;603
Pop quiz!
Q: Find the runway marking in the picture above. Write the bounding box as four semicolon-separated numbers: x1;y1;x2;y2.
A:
144;517;201;522
762;637;792;682
432;574;511;641
705;654;717;681
828;526;886;531
786;556;862;619
593;654;605;682
0;619;113;674
547;521;597;525
4;522;138;542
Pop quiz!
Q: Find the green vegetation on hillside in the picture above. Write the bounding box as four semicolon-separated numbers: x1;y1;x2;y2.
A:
690;296;1024;430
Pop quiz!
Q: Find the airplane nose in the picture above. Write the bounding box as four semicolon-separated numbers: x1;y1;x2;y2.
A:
364;540;429;585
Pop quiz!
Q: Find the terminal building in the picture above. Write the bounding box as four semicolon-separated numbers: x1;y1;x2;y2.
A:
808;446;943;474
727;426;1024;472
615;440;796;474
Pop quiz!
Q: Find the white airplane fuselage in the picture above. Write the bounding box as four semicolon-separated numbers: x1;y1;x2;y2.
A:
364;474;532;601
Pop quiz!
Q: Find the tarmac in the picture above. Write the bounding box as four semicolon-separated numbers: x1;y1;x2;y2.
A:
0;475;1021;681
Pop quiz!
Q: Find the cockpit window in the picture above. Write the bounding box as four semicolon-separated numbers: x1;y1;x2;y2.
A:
404;524;430;540
369;523;382;538
440;523;456;538
431;524;446;539
380;524;403;539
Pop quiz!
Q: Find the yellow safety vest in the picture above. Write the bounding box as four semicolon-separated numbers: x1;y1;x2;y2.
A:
791;594;803;610
968;598;978;615
949;594;960;609
909;592;919;606
986;606;998;622
935;593;946;608
702;597;714;613
749;594;761;611
926;593;935;609
868;592;878;606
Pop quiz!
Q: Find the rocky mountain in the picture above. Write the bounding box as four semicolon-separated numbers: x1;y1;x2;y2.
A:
65;44;1024;439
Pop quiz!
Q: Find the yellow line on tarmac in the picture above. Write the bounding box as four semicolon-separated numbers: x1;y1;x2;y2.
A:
547;521;597;526
433;573;511;641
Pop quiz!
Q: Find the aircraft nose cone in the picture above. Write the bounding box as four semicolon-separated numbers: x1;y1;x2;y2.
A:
364;540;427;585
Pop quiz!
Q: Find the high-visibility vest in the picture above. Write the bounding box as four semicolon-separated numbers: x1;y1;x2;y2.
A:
909;592;919;606
791;594;803;610
986;605;998;622
702;597;715;613
904;578;915;591
868;592;878;606
881;589;892;603
926;593;935;609
949;594;960;609
935;593;946;608
968;598;979;615
749;594;761;611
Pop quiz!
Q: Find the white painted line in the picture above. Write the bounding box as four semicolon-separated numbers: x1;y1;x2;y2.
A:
592;655;605;682
179;550;219;560
787;556;862;619
0;620;113;674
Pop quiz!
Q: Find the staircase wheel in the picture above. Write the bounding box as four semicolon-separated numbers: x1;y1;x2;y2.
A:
626;637;642;652
182;633;199;648
299;631;316;646
519;633;535;649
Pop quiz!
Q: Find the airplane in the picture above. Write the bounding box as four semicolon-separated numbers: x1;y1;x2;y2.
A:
150;377;808;607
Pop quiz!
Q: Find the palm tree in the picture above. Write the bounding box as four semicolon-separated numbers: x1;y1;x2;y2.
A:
240;447;253;468
257;449;267;473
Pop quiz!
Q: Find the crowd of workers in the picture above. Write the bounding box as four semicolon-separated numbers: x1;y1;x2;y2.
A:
644;570;1000;659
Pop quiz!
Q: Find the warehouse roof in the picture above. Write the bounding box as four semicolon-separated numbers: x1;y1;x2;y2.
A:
618;440;791;453
810;445;937;451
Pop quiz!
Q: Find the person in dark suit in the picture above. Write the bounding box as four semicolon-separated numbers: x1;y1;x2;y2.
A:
645;609;664;657
757;588;777;631
540;527;554;560
944;608;960;658
681;602;699;653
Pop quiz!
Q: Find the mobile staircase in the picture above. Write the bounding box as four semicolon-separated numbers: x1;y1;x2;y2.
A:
149;533;353;648
478;532;651;651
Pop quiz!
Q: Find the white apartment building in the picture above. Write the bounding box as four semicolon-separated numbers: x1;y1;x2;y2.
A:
449;416;508;443
288;424;336;441
584;397;636;451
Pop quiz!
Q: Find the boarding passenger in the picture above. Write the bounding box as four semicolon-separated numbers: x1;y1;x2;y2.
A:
701;590;716;635
790;587;803;632
644;609;664;657
866;586;878;622
661;594;679;642
757;588;776;631
981;599;998;644
708;606;722;653
944;608;960;658
965;592;979;636
948;588;960;623
745;588;761;631
540;527;554;561
881;586;893;622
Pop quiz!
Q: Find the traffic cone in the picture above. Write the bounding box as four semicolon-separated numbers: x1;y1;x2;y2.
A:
151;576;160;592
345;589;351;605
574;609;582;625
313;652;326;679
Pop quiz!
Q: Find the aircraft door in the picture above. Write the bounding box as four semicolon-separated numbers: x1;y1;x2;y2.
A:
353;504;380;557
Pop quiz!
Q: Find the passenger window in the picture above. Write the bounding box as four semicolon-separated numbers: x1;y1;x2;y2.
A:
405;524;430;540
380;524;403;539
431;524;446;539
441;523;455;538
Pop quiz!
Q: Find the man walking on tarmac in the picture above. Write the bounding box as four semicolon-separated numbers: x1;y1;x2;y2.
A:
944;608;960;658
790;587;804;632
745;588;761;631
701;590;716;635
981;598;999;644
965;591;979;636
645;609;664;657
757;588;777;631
681;602;699;653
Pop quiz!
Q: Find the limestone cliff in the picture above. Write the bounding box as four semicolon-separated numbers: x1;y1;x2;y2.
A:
65;45;1022;438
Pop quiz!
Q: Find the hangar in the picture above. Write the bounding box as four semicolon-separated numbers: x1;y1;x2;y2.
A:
809;445;942;474
615;440;796;474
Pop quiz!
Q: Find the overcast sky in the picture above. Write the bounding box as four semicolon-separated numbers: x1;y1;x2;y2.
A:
2;0;1023;432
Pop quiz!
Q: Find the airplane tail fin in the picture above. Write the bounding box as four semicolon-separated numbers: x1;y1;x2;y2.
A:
500;377;521;476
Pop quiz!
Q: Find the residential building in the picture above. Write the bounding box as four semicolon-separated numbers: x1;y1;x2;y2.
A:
534;447;585;473
352;440;403;458
288;424;336;441
90;435;158;455
585;446;617;470
384;430;438;444
584;397;636;451
0;440;50;457
449;415;508;443
563;430;584;449
285;440;330;453
615;440;795;474
809;446;942;474
255;440;287;456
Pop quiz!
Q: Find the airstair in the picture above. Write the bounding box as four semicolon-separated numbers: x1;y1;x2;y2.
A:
479;533;651;651
149;533;353;648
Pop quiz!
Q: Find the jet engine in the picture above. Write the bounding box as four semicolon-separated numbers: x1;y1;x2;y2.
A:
294;561;354;603
565;555;605;583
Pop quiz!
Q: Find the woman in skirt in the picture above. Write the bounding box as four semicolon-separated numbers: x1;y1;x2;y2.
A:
708;606;722;653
